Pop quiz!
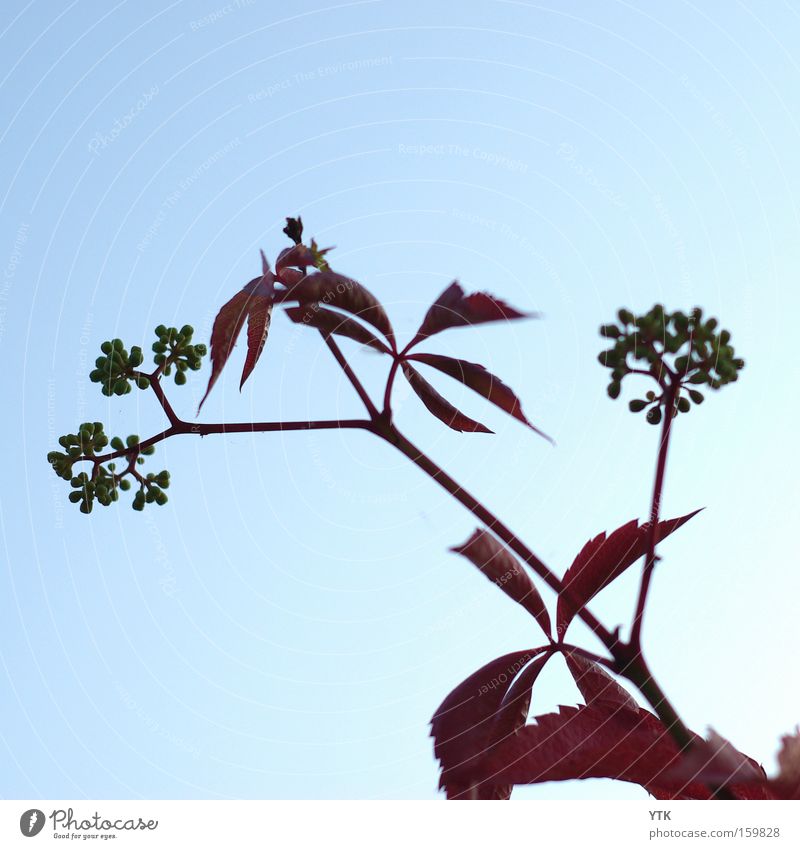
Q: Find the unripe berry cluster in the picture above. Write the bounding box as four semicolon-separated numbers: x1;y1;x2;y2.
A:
131;470;170;511
47;422;109;481
67;466;120;513
599;306;744;424
152;324;207;385
48;426;171;513
89;339;147;395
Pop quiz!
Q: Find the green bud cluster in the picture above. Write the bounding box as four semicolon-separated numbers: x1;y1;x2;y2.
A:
48;426;171;513
152;324;206;385
599;306;744;422
47;422;109;480
67;465;120;514
89;339;147;396
132;470;170;511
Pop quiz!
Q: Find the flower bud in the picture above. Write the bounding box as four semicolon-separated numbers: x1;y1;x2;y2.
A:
646;407;662;425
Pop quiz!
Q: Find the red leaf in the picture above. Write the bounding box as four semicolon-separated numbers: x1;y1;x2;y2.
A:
409;353;552;443
477;701;769;799
198;289;251;412
564;651;639;712
431;649;547;799
492;653;551;744
479;653;552;800
479;703;710;795
451;529;552;638
659;730;765;791
284;304;391;353
239;252;275;390
199;254;278;409
556;510;702;637
275;241;332;282
410;281;535;346
284;269;393;342
768;729;800;798
401;363;492;433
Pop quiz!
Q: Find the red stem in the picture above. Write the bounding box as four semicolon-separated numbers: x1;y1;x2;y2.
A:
382;356;402;418
375;420;616;650
79;322;698;757
630;379;679;650
319;332;380;420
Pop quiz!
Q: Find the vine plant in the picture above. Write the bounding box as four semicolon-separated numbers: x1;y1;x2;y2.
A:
48;217;798;800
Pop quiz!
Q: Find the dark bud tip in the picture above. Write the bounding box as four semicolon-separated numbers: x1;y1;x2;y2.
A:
283;216;304;244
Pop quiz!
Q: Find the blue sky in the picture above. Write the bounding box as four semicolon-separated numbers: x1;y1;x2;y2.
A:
1;0;798;799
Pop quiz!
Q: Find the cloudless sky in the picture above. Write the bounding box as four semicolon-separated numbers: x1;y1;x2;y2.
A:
1;0;799;800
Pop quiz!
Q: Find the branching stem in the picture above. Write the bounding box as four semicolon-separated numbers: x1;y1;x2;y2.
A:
76;322;699;762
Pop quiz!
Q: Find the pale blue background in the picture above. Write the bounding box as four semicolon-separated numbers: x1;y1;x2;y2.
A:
1;0;798;799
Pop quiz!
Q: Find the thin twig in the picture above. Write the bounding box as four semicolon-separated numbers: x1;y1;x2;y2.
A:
376;421;616;649
630;379;679;649
319;332;380;420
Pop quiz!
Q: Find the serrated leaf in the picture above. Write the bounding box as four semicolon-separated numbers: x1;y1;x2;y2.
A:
401;362;491;433
659;729;765;791
284;269;393;342
198;289;251;412
410;281;535;347
478;703;718;797
409;353;552;443
200;253;277;408
492;653;551;744
284;304;391;353
564;651;638;712
430;648;547;799
451;529;552;638
556;510;702;637
764;730;800;799
239;277;274;390
476;703;739;799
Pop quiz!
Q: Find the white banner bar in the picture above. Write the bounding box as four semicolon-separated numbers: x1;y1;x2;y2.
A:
1;800;797;848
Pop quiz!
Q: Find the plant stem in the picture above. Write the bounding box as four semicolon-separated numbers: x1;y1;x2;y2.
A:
375;419;701;755
618;651;694;751
630;379;679;650
376;421;615;649
113;328;697;762
319;333;381;420
85;419;372;466
382;356;402;418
